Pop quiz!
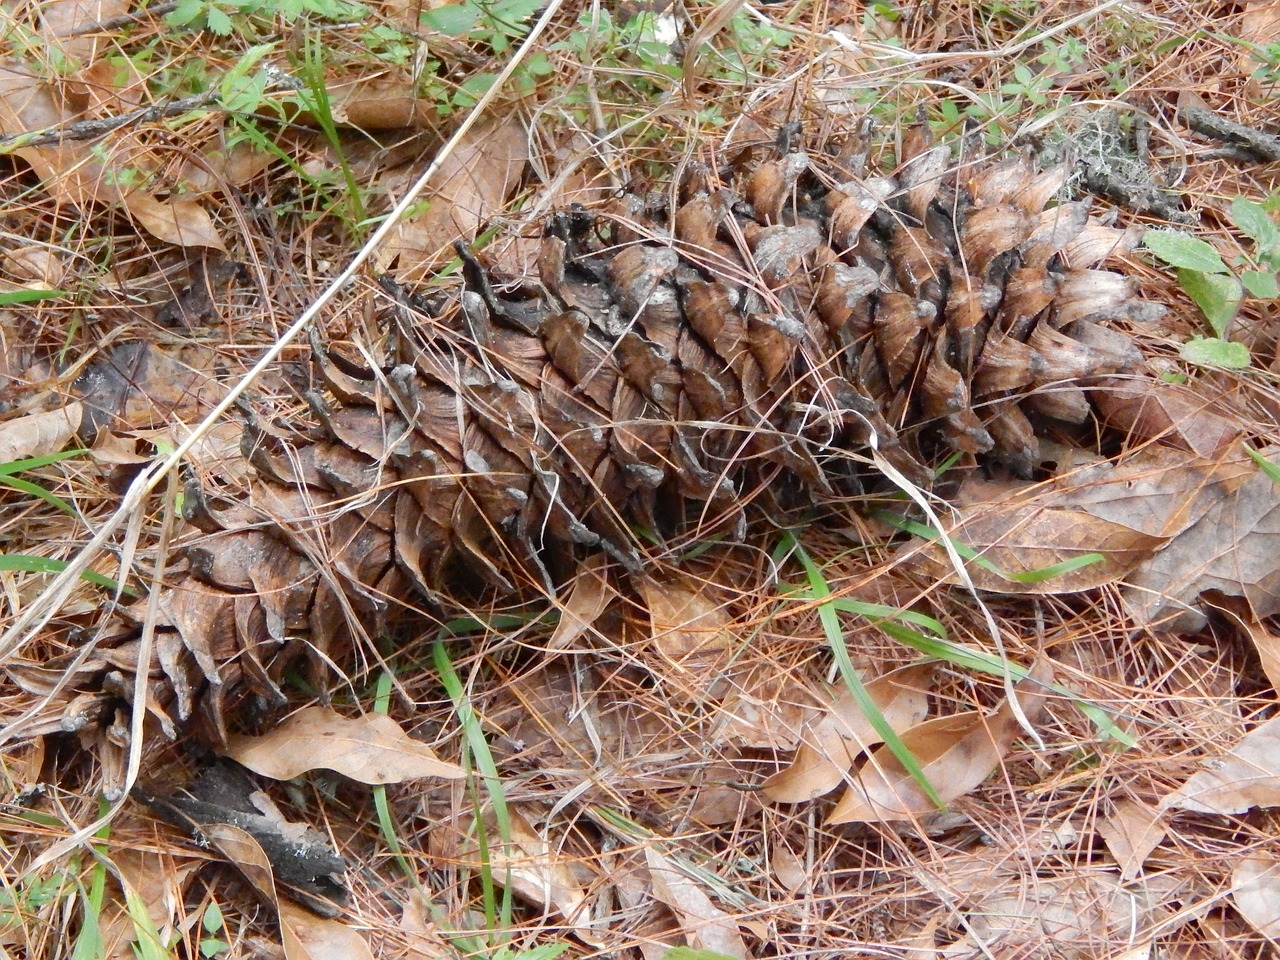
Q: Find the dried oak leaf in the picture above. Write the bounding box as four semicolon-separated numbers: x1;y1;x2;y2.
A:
1094;377;1244;458
645;847;748;960
1122;447;1280;630
226;706;465;784
827;659;1051;823
904;478;1165;595
385;118;528;279
762;662;935;804
1161;713;1280;814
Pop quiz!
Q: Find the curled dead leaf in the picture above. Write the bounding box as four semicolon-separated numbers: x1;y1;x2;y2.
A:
762;662;934;803
1161;713;1280;814
645;847;748;960
548;553;613;649
0;402;82;463
828;659;1052;823
226;706;465;784
386;118;528;278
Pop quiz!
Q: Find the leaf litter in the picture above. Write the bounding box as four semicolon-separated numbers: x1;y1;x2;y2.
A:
4;0;1280;957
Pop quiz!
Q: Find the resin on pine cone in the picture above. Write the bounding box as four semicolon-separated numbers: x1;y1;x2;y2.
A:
50;130;1161;751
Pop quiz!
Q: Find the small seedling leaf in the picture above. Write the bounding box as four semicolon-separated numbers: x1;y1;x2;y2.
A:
422;3;479;36
1245;444;1280;486
1230;196;1280;250
1241;269;1280;298
1144;229;1229;273
1177;268;1242;336
1180;336;1251;369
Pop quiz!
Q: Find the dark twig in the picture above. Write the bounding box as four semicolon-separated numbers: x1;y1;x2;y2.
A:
0;69;301;153
1179;100;1280;163
0;91;221;153
52;1;180;36
1080;161;1194;224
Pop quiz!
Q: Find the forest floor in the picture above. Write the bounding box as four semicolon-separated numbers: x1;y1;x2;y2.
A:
2;0;1280;958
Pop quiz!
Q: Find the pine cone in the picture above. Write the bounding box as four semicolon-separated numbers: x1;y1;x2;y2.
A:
57;130;1161;751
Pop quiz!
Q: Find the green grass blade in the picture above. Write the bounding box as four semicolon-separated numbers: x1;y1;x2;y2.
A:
0;474;78;516
0;554;136;595
877;510;1103;584
434;639;514;944
0;449;87;476
371;668;419;885
0;288;66;306
779;531;943;809
1245;444;1280;485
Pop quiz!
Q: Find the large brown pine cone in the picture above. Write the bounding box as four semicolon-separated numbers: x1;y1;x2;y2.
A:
52;129;1162;752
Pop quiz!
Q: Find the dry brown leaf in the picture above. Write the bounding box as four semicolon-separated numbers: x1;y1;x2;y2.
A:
770;842;807;894
645;847;748;959
1098;798;1166;881
1231;854;1280;940
124;192;227;252
457;806;589;924
1095;378;1244;459
279;901;376;960
1161;713;1280;814
548;553;613;649
906;495;1164;594
1239;3;1280;89
827;659;1051;823
1123;448;1280;630
909;444;1280;623
38;0;129;64
1040;446;1231;541
328;78;436;131
710;672;818;750
387;118;528;278
956;873;1161;960
226;706;465;784
638;575;735;664
0;64;224;250
762;662;935;803
204;825;373;960
0;402;82;463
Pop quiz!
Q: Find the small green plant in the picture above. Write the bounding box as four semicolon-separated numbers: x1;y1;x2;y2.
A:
199;902;229;958
167;0;365;36
0;873;69;930
1144;194;1280;370
551;5;792;131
